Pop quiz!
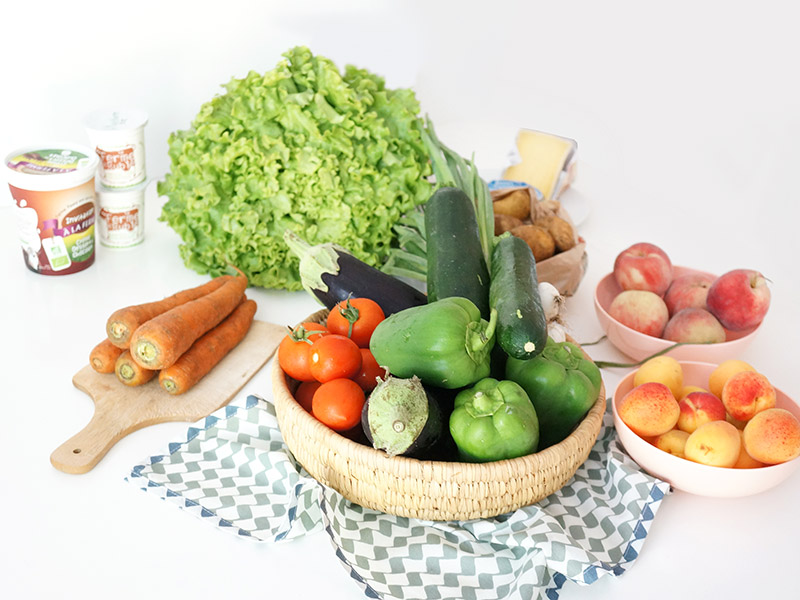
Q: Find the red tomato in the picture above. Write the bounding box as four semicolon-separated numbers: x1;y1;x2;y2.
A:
277;323;329;381
352;348;386;392
295;380;322;412
309;334;362;382
326;298;385;348
311;378;365;431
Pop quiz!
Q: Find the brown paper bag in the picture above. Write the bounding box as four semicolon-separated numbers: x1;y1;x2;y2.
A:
491;185;587;296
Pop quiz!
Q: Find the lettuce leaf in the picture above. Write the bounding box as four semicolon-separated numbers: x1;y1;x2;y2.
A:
158;46;432;290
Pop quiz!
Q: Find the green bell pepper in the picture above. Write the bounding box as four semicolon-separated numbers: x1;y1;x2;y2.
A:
449;377;539;462
505;338;602;449
369;297;497;389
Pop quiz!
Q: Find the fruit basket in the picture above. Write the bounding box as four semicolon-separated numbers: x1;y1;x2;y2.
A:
612;361;800;497
272;309;606;521
595;266;762;362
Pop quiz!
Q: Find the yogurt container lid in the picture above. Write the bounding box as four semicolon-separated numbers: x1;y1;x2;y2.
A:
3;144;99;192
96;177;150;197
84;109;148;133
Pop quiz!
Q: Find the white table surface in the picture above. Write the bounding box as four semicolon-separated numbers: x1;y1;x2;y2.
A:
2;2;800;599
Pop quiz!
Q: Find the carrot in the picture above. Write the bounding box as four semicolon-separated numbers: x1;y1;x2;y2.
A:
106;275;233;348
159;298;257;395
130;271;248;370
90;338;125;373
115;350;157;386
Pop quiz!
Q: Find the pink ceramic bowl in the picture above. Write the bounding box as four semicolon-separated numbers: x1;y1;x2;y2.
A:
594;266;761;362
613;361;800;497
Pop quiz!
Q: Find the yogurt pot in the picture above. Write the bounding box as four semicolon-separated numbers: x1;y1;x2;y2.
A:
3;144;99;275
84;108;148;188
96;179;146;248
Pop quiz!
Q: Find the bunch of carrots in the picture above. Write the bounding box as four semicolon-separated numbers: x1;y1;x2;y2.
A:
88;270;256;395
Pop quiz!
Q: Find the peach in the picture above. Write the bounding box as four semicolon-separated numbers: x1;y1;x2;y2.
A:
613;242;673;296
618;382;680;437
684;420;741;467
664;272;715;316
676;391;727;434
609;290;669;337
663;308;726;344
721;370;776;421
708;359;755;399
679;385;707;401
633;355;683;399
733;431;765;469
743;408;800;465
706;269;770;331
653;429;690;458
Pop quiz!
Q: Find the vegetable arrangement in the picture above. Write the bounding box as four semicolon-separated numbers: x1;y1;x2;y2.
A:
89;272;256;394
279;124;600;462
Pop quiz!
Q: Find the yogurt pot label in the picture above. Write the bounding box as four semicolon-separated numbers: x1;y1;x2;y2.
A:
84;109;148;188
5;145;98;276
96;181;146;248
9;181;96;275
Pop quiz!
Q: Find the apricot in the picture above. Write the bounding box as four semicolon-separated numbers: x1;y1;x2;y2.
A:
684;420;741;468
721;370;776;421
633;355;683;399
708;359;755;399
679;385;707;401
733;430;765;469
742;408;800;465
618;382;680;438
676;391;727;434
653;429;690;458
726;413;749;431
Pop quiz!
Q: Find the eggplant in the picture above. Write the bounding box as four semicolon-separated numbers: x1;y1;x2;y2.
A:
361;375;443;458
284;230;427;316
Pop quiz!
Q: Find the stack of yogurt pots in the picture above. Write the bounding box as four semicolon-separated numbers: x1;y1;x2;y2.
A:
84;109;149;250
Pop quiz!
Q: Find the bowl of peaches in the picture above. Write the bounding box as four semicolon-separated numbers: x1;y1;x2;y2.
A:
612;356;800;497
594;242;767;362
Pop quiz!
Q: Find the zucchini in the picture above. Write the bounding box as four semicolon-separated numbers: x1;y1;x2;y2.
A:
490;235;548;360
361;375;443;458
284;230;426;316
424;187;491;318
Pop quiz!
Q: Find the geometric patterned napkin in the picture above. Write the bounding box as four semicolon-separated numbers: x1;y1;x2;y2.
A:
128;394;670;600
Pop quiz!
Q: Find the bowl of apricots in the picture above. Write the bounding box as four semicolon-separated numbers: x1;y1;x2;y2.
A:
612;356;800;497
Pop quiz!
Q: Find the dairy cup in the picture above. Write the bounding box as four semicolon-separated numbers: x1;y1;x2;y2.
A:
96;179;147;249
3;144;99;275
84;109;148;188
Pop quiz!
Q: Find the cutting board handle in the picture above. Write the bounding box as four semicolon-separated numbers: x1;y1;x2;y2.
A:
50;407;131;474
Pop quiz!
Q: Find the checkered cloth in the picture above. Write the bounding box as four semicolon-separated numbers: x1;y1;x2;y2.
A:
128;394;669;600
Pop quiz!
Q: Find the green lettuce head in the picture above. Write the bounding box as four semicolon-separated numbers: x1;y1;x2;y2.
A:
158;46;432;290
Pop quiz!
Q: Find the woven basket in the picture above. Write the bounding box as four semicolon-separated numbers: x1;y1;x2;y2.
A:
272;308;606;521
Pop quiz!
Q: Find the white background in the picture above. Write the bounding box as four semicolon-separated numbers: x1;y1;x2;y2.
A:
1;1;799;599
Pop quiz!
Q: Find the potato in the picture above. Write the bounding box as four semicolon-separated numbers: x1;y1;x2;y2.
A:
511;224;556;262
536;215;576;252
492;188;531;220
494;214;524;235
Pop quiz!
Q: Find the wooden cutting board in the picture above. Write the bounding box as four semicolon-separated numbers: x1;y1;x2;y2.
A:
51;319;286;475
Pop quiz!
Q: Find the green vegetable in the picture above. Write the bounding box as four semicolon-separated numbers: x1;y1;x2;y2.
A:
369;297;497;389
382;116;494;280
425;187;491;319
490;234;548;360
361;375;442;457
505;339;602;449
449;378;539;462
158;46;433;290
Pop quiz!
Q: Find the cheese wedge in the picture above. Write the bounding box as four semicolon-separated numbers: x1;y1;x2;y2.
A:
503;130;576;200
